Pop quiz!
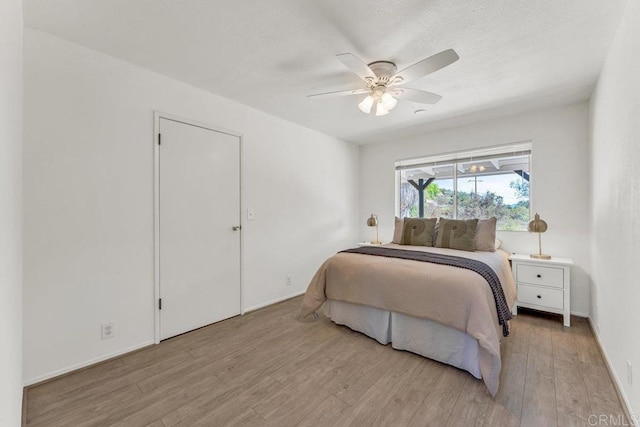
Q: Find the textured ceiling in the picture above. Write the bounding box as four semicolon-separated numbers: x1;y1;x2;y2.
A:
24;0;627;144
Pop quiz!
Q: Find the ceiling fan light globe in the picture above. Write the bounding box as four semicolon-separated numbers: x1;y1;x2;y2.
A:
358;95;374;114
381;92;397;110
375;102;389;116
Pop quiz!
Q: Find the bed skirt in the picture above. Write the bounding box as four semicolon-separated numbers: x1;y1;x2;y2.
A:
325;300;482;379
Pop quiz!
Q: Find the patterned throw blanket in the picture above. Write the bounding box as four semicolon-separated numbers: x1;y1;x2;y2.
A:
340;246;512;336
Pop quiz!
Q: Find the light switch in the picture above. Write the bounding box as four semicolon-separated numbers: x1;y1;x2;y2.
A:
247;209;255;221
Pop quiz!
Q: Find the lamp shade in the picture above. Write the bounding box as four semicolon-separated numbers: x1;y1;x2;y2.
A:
375;102;389;116
358;95;375;113
528;213;548;233
381;92;397;111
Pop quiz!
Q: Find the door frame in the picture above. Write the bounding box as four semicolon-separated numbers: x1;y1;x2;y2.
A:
153;111;245;344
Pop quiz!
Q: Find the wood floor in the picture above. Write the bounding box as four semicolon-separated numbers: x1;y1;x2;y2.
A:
24;296;627;426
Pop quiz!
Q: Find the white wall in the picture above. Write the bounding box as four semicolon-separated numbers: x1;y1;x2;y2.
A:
0;0;23;425
359;102;591;315
23;29;359;384
589;0;639;417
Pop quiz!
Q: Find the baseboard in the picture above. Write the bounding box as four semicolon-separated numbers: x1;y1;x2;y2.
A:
23;340;155;387
571;310;590;317
244;290;305;313
588;318;637;426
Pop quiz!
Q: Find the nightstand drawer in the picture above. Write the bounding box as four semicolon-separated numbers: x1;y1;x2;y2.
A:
518;284;564;309
516;264;564;288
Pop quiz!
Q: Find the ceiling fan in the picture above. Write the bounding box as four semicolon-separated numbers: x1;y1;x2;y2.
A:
308;49;459;116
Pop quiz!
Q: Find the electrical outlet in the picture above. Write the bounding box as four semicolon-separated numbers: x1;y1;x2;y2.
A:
627;360;633;385
286;276;292;287
101;322;115;340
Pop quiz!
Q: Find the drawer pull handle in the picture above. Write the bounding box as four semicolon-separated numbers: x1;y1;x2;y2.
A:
537;295;542;299
536;274;542;278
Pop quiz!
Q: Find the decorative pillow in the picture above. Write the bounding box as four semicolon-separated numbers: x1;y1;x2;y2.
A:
495;238;502;250
434;218;478;251
392;217;404;244
401;218;437;246
474;217;497;252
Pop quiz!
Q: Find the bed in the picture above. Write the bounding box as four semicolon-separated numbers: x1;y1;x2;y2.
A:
300;243;516;396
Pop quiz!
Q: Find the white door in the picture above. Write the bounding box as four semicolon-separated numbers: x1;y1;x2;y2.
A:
159;117;241;340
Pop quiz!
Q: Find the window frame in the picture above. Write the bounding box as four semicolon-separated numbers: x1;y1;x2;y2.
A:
395;142;532;231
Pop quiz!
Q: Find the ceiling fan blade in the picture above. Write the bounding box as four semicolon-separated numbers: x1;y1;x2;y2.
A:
394;88;443;104
336;53;377;81
392;49;459;84
307;88;370;99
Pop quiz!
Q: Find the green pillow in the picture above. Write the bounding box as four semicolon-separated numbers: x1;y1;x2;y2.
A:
435;218;478;251
401;218;437;246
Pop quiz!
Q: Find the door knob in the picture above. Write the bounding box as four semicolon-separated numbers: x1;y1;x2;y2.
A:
232;225;241;231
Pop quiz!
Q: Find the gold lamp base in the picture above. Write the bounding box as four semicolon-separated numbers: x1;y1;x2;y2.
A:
530;253;551;260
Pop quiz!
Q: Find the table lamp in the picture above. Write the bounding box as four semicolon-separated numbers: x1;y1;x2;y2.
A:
528;213;550;259
367;213;380;244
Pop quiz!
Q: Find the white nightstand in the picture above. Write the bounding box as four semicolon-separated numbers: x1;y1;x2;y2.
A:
509;254;573;327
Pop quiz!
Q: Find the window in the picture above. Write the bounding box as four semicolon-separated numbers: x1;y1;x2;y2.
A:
396;143;531;231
